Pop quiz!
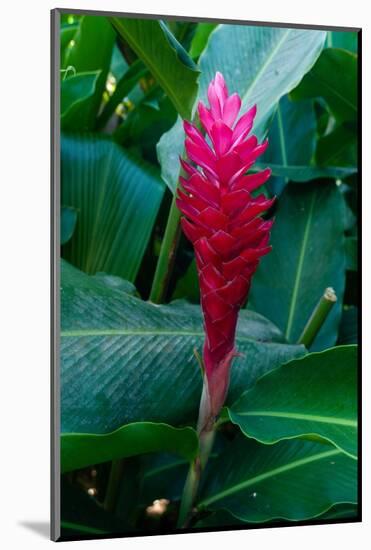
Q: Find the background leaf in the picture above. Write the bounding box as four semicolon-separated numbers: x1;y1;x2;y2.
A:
290;48;357;123
61;72;100;131
198;436;357;522
110;17;200;119
62;15;115;128
316;123;357;167
260;95;316;195
61;206;77;246
189;23;217;58
325;31;358;53
158;24;326;193
254;163;356;182
61;134;165;282
61;260;306;434
61;423;198;473
249;181;346;350
228;346;358;458
97;60;148;129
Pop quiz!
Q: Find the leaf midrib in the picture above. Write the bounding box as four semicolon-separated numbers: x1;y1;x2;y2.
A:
233;410;357;428
284;190;316;340
198;448;340;507
61;328;277;344
241;29;291;105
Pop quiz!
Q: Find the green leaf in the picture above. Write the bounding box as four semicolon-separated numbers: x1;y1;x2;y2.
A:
326;31;358;53
158;25;326;193
63;15;115;128
60;22;79;68
228;346;358;458
61;206;77;246
254;162;356;182
198;436;357;522
61;422;198;473
61;72;100;131
61;134;165;282
114;87;177;162
316;123;357;167
260;95;316;194
290;48;357;123
110;17;200;119
195;502;357;527
319;503;358;520
249;182;346;350
189;23;218;58
198;26;326;134
61;260;306;434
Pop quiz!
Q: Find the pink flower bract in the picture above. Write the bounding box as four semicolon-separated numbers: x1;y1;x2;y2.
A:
176;72;274;428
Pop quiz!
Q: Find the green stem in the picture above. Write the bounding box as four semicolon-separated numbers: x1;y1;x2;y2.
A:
177;426;216;529
177;458;201;528
103;459;125;514
298;287;337;348
149;193;181;303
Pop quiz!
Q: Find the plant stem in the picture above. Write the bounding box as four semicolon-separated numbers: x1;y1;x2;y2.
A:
177;425;216;529
149;194;181;303
103;459;125;514
298;287;337;348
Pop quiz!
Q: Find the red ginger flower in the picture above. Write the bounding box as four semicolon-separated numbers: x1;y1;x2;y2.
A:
176;72;274;431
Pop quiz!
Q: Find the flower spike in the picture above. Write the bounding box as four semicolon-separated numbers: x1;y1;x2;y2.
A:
177;72;274;432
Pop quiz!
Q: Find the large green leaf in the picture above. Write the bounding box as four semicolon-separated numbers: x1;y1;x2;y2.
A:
194;510;245;529
61;260;305;434
110;17;199;119
198;26;326;133
62;15;115;128
194;502;357;528
158;25;326;193
61;134;164;282
228;346;358;458
249;182;346;350
291;48;357;123
198;436;357;522
260;95;316;195
61;422;198;473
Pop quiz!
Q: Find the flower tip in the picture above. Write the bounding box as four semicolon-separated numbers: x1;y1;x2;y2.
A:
215;71;225;84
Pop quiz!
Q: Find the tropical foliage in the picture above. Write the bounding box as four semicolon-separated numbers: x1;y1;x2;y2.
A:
59;12;359;539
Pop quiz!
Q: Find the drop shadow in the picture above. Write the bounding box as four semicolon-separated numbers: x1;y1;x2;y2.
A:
18;521;50;539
